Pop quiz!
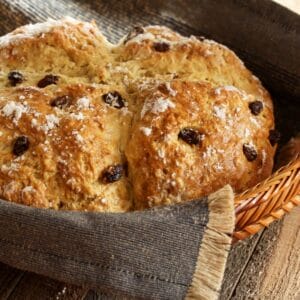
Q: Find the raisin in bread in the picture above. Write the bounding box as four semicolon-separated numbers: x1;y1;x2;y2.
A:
0;18;277;211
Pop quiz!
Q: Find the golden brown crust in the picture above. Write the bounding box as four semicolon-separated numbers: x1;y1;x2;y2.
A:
126;80;274;209
0;19;276;211
0;84;132;211
114;26;273;109
0;18;111;81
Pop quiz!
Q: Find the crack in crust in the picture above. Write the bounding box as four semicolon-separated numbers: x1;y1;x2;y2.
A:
0;18;275;211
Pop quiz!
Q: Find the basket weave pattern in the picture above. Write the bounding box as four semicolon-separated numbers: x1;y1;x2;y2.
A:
234;156;300;241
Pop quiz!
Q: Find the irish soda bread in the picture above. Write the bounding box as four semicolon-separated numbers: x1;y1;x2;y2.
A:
0;18;278;211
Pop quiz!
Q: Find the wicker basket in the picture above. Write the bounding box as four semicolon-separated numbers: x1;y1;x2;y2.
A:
234;154;300;241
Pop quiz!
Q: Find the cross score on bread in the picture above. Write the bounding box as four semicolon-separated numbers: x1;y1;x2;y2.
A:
0;18;278;211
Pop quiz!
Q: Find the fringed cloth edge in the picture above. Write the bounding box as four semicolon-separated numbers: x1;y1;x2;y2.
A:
185;185;235;300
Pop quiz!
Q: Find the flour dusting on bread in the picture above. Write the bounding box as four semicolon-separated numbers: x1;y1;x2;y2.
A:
0;19;276;211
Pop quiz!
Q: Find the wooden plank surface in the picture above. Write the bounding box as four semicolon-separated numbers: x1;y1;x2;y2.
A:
0;262;88;300
0;263;24;299
6;273;88;300
220;232;264;299
221;205;300;299
258;206;300;299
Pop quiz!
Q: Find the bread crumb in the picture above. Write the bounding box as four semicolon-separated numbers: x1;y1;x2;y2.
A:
1;162;20;175
126;32;155;44
165;82;177;96
157;148;165;159
1;101;29;125
66;178;76;186
261;150;267;167
204;49;213;57
245;128;250;138
72;130;84;143
121;107;132;116
140;127;152;136
31;118;38;127
214;85;243;96
202;145;216;158
250;116;260;127
141;96;175;118
70;112;84;120
22;186;35;193
40;114;59;133
213;105;226;120
77;97;90;109
214;163;223;171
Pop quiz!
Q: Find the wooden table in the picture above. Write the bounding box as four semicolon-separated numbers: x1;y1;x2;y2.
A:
0;1;299;299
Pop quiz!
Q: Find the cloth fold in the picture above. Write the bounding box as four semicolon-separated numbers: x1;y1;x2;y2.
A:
0;186;234;300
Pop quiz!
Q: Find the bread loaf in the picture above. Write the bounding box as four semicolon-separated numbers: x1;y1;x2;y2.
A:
0;18;277;211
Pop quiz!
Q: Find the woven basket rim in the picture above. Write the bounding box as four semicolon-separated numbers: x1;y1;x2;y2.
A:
233;154;300;241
